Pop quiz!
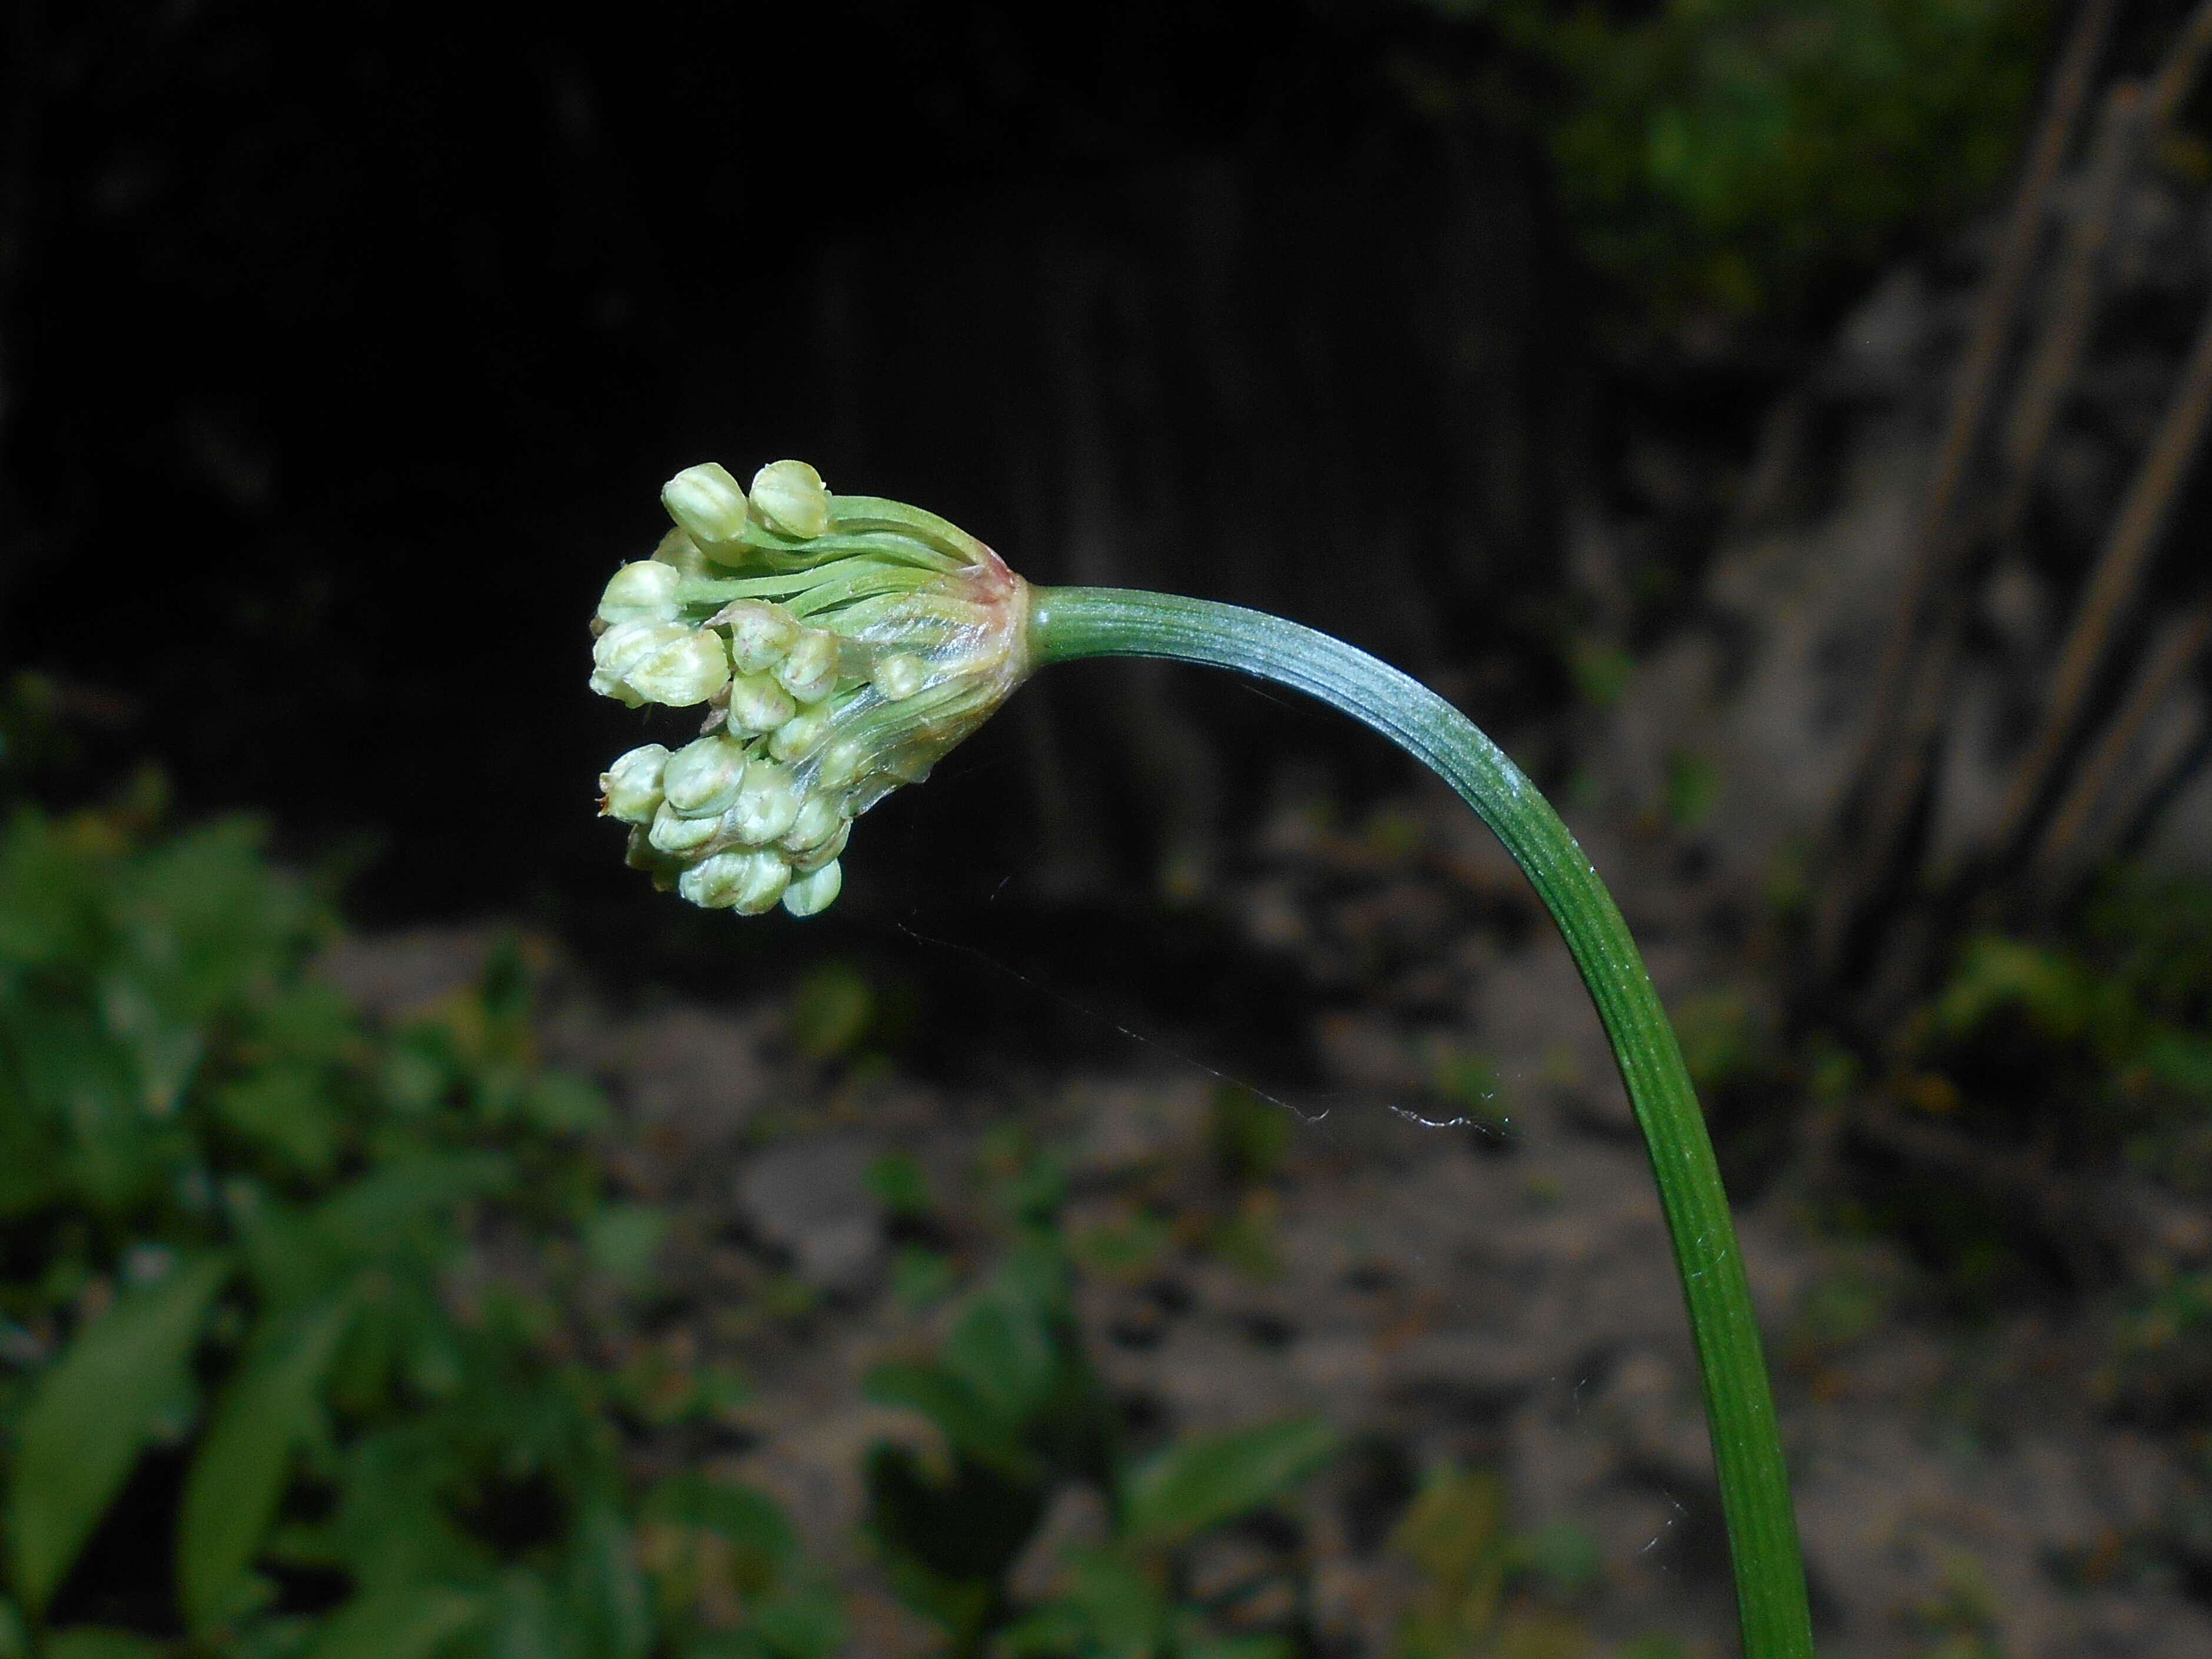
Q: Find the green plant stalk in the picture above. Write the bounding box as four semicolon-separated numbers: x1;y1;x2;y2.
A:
1027;586;1813;1659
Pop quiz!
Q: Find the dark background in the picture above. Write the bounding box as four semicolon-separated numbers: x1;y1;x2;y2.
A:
0;0;2088;1058
0;2;1674;923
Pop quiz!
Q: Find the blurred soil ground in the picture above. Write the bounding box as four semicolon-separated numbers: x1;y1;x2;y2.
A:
320;777;2212;1658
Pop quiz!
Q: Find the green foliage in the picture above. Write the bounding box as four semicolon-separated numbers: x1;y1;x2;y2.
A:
1208;1089;1294;1187
1909;871;2212;1183
0;802;826;1658
1432;0;2047;324
12;1257;230;1616
863;1149;1335;1658
1386;1464;1606;1659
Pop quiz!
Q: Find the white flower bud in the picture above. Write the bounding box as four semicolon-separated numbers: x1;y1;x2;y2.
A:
662;462;751;546
872;652;925;701
773;628;839;702
725;672;797;736
718;600;800;674
599;744;670;824
680;848;791;914
649;800;722;855
597;560;682;627
781;860;843;917
748;459;832;540
593;618;677;672
624;629;731;708
661;735;749;817
722;760;801;844
768;705;832;762
779;791;845;855
590;621;676;705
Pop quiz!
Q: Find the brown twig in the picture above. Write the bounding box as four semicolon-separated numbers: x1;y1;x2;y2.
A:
1992;287;2212;857
2035;600;2212;877
1818;0;2118;971
1994;81;2146;542
1840;0;2118;807
2145;0;2212;127
1996;1;2212;541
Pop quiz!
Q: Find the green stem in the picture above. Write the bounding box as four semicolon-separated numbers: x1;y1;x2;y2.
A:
1028;586;1813;1659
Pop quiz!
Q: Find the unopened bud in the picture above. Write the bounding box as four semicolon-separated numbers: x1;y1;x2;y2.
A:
649;800;722;855
774;628;840;702
599;744;670;824
661;735;749;817
780;791;845;855
814;736;868;790
592;623;730;709
591;621;679;705
598;560;683;627
872;652;925;701
722;761;801;844
652;527;713;578
680;848;791;914
662;462;751;547
787;817;850;872
726;672;797;736
748;459;832;540
718;600;801;674
768;706;828;764
781;860;843;918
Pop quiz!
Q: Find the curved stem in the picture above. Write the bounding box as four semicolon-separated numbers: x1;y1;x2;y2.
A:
1028;586;1813;1659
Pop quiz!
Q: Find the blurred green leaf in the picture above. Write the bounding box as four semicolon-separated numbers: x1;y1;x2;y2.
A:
1183;1637;1293;1659
750;1585;845;1659
585;1205;669;1288
863;1361;1038;1481
643;1474;795;1567
180;1293;355;1632
41;1630;170;1659
787;965;874;1061
300;1587;482;1659
11;1254;228;1614
1121;1416;1337;1549
569;1505;652;1659
942;1279;1057;1429
864;1150;933;1219
1209;1086;1293;1185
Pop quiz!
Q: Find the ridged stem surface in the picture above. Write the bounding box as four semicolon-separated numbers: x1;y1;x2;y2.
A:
1029;586;1813;1659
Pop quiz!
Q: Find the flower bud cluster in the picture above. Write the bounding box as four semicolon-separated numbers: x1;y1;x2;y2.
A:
592;459;1032;918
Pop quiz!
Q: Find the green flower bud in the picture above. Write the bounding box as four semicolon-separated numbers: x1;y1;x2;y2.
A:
717;600;801;674
662;462;750;547
773;628;840;703
661;735;749;817
726;672;797;736
598;744;670;824
815;736;868;790
787;817;850;873
679;848;791;914
781;860;843;917
598;560;682;627
768;704;833;763
779;790;846;855
649;799;722;855
872;652;925;701
722;760;801;845
748;459;831;540
595;462;1037;921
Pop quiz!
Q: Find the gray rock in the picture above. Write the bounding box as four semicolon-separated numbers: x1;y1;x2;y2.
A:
736;1135;884;1293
